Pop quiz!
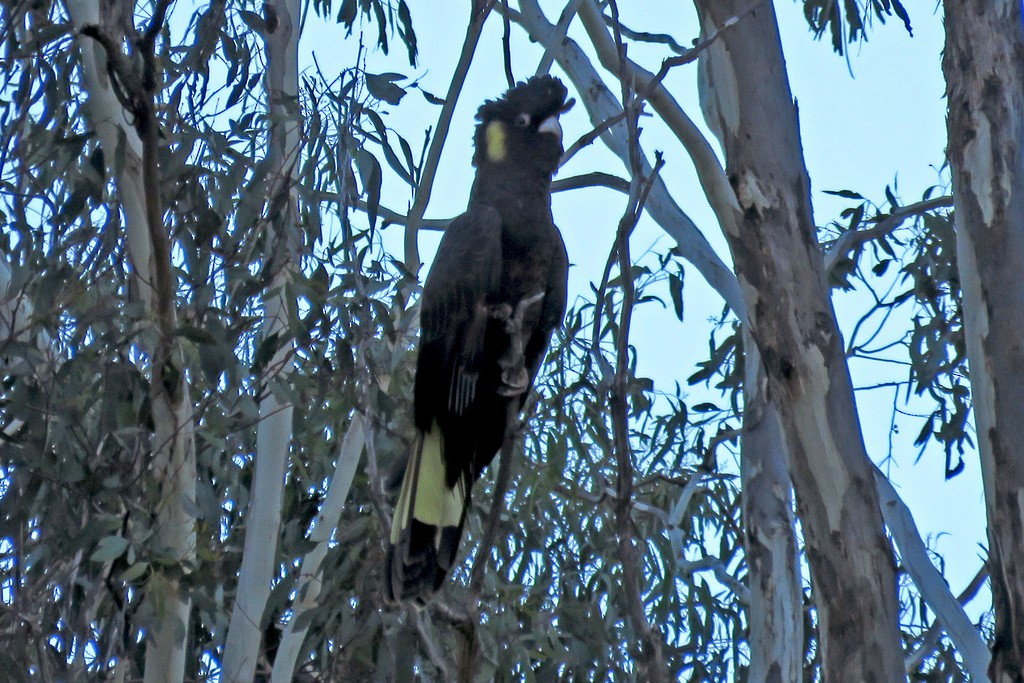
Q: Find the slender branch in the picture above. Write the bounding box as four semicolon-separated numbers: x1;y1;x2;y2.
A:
665;472;709;558
823;195;954;274
317;172;630;229
414;609;454;681
635;0;767;99
554;483;673;524
552;171;630;194
601;12;688;54
270;417;366;683
402;3;493;272
678;555;750;601
606;7;668;678
139;0;174;52
78;26;141;106
501;0;515;87
559;109;629;167
535;0;583;76
513;0;747;319
873;466;991;679
904;564;989;673
576;0;744;241
700;426;740;470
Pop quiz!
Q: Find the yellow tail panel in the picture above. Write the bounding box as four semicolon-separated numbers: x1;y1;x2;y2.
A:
390;426;465;545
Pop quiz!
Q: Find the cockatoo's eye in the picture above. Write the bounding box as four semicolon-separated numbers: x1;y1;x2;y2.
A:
514;113;531;128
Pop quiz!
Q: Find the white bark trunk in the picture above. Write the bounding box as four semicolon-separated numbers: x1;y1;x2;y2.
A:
573;5;806;671
694;2;904;678
943;1;1024;677
221;0;302;678
67;2;198;680
741;340;803;682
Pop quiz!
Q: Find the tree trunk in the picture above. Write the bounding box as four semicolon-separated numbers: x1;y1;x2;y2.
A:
68;2;198;680
742;340;803;682
221;0;301;678
694;2;904;679
942;2;1024;678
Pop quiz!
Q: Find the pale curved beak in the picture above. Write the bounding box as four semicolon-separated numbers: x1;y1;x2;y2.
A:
538;115;562;140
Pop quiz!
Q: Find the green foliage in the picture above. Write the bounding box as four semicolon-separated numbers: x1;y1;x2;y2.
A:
802;0;913;54
822;185;970;481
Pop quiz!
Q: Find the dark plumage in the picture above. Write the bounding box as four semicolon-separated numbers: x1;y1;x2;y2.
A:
386;76;573;603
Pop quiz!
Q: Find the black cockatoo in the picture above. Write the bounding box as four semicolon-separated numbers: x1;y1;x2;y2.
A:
386;76;574;602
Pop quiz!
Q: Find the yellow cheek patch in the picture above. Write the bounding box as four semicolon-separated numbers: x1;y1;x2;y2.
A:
485;121;507;162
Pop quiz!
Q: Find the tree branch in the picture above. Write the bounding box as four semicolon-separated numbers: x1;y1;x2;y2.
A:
873;466;991;679
71;1;197;680
402;2;493;272
317;172;631;230
513;0;747;319
904;564;989;674
270;416;366;682
535;0;583;76
823;195;954;275
607;9;668;676
501;0;515;87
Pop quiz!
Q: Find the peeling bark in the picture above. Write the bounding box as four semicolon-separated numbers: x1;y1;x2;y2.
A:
695;2;903;679
942;2;1024;678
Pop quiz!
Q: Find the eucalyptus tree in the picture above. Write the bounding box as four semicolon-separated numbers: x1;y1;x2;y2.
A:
0;0;1008;680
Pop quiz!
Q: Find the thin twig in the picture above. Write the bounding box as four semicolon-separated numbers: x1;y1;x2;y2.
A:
601;12;688;54
559;109;629;167
501;0;515;87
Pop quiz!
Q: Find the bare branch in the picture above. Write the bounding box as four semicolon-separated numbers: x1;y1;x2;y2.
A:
904;564;989;673
139;0;174;52
638;0;767;97
513;0;747;318
535;0;583;76
559;109;629;167
402;4;493;272
678;555;750;602
601;12;688;54
607;7;669;677
271;417;367;683
318;173;630;230
414;608;454;681
873;466;991;679
501;0;515;87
